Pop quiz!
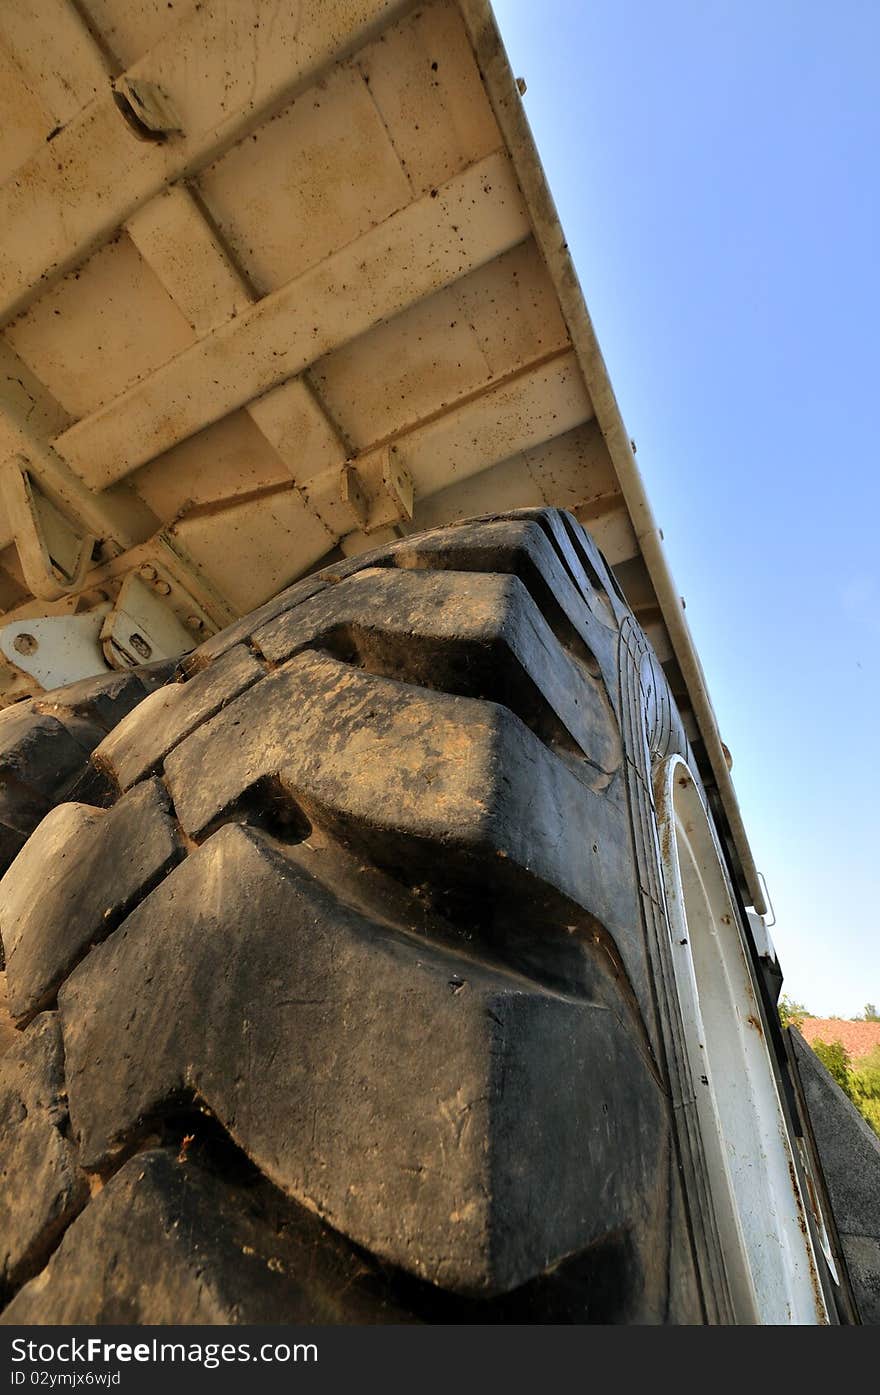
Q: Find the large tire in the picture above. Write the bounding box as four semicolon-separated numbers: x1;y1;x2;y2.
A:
0;510;832;1323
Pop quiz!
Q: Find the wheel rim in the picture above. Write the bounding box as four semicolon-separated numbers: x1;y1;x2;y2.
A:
655;755;828;1324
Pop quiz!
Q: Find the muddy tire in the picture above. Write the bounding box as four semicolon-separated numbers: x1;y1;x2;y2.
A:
0;662;177;1061
0;662;176;883
0;510;832;1324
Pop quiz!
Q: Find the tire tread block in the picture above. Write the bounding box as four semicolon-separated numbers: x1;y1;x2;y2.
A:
389;518;619;690
163;650;647;1005
0;779;50;840
95;646;265;792
0;707;97;796
162;653;639;975
0;665;174;879
34;662;176;731
251;567;618;775
1;1148;414;1325
59;824;664;1295
0;1013;87;1292
0;711;101;884
179;507;616;677
0;779;185;1020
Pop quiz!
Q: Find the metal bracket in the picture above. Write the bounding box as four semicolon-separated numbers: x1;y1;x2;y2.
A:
756;871;777;929
0;546;222;696
341;445;414;535
101;573;198;670
112;76;183;141
0;463;94;600
81;534;235;629
0;607;111;693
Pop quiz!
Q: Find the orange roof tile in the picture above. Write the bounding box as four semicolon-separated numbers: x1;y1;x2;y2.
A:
799;1017;880;1063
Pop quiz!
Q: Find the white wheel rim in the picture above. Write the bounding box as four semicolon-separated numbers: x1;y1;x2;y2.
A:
655;755;828;1324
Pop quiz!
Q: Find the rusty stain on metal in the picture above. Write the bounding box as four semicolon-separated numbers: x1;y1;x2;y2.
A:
787;1154;827;1320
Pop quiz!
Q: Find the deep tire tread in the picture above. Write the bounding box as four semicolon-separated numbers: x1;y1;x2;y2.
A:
0;510;695;1325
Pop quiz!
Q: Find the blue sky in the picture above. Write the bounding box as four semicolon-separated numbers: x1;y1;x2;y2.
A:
493;0;879;1017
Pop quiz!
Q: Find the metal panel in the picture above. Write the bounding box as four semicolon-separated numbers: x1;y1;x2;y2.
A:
169;489;334;614
125;186;255;336
310;240;569;448
4;233;196;419
197;64;414;296
0;0;413;323
54;151;529;488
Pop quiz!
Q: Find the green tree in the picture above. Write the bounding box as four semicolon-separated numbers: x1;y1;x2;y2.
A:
811;1039;854;1100
859;1003;880;1022
778;995;808;1031
850;1045;880;1137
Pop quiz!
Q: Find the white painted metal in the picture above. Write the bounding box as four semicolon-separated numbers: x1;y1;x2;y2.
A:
0;605;110;689
100;573;195;669
655;755;827;1324
53;151;530;488
747;910;780;976
0;0;414;321
0;464;93;599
